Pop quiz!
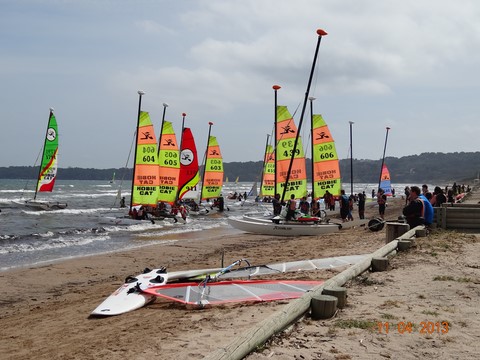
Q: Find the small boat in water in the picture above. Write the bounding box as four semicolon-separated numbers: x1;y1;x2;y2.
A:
17;108;67;210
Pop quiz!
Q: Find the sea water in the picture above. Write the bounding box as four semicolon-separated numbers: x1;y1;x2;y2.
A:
0;179;420;271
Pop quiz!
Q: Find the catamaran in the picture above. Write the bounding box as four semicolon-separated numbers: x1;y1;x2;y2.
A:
228;29;364;235
21;108;67;210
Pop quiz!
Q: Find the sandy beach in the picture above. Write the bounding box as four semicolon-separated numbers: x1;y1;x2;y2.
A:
1;195;479;359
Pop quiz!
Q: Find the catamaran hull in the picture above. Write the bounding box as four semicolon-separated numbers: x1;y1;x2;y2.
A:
20;200;68;211
227;216;341;236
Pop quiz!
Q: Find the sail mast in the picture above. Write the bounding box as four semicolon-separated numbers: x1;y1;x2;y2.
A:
349;121;354;196
200;122;214;200
157;103;169;156
129;90;145;211
377;126;391;191
273;85;281;197
308;97;315;201
281;29;327;203
259;133;270;197
174;112;187;203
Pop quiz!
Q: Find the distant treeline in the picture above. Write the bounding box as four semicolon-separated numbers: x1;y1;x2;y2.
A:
1;152;479;185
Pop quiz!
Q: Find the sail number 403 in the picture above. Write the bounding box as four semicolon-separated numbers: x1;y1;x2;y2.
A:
377;321;449;334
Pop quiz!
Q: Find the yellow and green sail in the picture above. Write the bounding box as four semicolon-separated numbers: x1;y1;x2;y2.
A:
312;114;341;198
201;136;223;200
157;120;180;204
132;111;160;207
260;144;275;197
275;105;307;200
36;110;59;194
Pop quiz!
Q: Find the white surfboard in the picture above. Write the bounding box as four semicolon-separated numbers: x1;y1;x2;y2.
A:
91;267;223;316
91;268;169;316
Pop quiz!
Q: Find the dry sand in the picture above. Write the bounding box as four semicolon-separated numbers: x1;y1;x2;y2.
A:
1;196;479;360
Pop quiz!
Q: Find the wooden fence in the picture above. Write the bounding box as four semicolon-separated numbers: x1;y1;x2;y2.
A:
434;203;480;230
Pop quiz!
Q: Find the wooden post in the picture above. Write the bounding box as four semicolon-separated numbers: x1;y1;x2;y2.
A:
371;257;389;272
385;222;410;243
398;239;412;251
311;295;338;319
322;287;347;309
415;228;427;237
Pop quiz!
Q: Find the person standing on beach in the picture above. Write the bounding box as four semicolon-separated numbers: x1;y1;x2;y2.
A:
357;191;365;219
339;189;349;222
377;188;387;219
272;193;284;216
285;194;297;220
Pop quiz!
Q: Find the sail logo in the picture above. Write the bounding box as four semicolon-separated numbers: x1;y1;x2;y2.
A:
163;139;176;147
315;131;330;140
141;131;154;140
280;125;295;134
46;128;56;141
135;186;156;195
180;149;194;165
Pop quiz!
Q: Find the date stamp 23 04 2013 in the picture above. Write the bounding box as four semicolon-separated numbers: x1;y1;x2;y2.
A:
377;321;449;335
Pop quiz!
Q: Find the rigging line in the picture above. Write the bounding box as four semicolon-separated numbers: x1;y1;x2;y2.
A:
21;147;44;198
112;130;136;208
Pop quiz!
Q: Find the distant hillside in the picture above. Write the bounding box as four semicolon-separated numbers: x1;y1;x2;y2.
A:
1;152;479;185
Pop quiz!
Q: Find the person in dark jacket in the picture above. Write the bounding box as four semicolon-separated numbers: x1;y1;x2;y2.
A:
403;186;425;228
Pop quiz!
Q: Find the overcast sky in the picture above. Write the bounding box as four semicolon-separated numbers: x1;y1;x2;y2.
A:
2;0;479;169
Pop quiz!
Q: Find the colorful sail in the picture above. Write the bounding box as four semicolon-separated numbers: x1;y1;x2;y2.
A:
178;127;200;200
379;164;392;196
312;114;341;199
157;121;180;204
132;111;160;207
201;136;223;200
36;110;59;194
275;105;307;199
260;144;275;197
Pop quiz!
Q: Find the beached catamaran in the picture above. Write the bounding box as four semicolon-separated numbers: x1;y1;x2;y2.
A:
129;92;160;211
22;108;67;210
228;29;346;236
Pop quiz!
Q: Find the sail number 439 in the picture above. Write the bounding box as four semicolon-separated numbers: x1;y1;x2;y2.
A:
377;321;449;334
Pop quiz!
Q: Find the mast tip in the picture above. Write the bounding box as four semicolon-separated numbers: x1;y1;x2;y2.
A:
163;103;169;107
209;121;214;125
308;96;316;101
182;113;187;116
272;85;281;90
137;90;145;95
317;29;328;36
49;107;54;112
